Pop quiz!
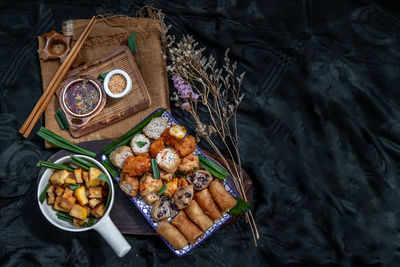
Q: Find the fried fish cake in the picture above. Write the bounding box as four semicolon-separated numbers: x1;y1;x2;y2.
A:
122;153;151;177
174;135;196;158
149;137;165;158
177;152;199;173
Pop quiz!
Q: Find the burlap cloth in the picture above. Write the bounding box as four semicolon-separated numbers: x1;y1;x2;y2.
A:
38;17;170;148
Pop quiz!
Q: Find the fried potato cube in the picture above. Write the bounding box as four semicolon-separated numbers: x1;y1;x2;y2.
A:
88;198;102;208
53;196;69;212
89;167;102;187
74;168;83;184
164;178;179;197
60;194;76;211
73;218;85;227
82;171;89;188
63;187;74;197
66;178;76;184
50;170;70;186
84;205;92;215
91;203;106;218
89;187;102;198
56;186;64;197
75;186;88;206
69;204;87;220
47;196;55;205
47;185;55;198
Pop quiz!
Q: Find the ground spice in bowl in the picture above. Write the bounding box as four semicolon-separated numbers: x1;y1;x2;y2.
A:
51;43;66;54
108;74;127;94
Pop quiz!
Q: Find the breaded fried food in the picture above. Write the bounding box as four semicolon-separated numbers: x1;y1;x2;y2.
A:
174;135;196;158
149;137;165;158
161;125;186;146
139;173;163;196
156;148;181;173
109;146;133;169
143;117;169;139
119;172;139;197
122;153;151;177
130;134;151;155
178;152;199;173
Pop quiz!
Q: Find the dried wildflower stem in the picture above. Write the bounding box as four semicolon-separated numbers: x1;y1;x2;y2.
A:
140;5;259;245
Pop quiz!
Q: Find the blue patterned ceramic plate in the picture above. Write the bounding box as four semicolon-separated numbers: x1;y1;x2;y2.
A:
101;108;238;256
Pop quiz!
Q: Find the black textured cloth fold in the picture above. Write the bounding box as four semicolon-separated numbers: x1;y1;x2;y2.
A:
1;0;400;266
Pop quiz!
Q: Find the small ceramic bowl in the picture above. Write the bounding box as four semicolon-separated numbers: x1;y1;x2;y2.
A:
104;69;132;99
59;76;106;128
37;155;131;257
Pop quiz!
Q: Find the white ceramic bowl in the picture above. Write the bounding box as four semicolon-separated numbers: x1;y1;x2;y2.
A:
37;155;131;257
104;69;132;98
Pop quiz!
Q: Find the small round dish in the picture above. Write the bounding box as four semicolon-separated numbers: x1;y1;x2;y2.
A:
103;69;132;99
59;76;106;128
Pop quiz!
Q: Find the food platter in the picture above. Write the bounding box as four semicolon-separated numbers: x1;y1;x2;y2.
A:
102;109;239;256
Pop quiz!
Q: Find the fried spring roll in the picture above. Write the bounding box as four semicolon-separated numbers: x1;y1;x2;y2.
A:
157;220;188;250
194;189;222;221
172;211;203;244
184;199;213;231
209;180;236;213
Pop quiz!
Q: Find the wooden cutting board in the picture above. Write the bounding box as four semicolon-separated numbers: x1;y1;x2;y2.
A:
37;140;253;235
55;46;151;138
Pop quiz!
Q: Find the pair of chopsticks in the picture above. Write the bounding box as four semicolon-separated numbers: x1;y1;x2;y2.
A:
19;16;97;138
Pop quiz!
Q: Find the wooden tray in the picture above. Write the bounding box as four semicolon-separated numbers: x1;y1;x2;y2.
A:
56;46;151;138
37;140;253;235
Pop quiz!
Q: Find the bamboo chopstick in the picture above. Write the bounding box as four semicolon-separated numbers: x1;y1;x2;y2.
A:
19;16;96;138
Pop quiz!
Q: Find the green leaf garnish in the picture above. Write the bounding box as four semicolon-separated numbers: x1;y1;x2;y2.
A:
101;160;119;178
128;31;137;53
69;184;80;190
98;173;111;207
54;108;69;130
56;211;74;222
136;141;147;148
157;184;167;195
83;217;95;227
37;160;74;172
39;183;51;203
98;173;110;185
227;197;252;215
151;159;160;179
97;72;108;83
37;127;96;158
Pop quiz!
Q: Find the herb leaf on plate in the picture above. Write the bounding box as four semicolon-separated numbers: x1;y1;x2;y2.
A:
228;197;252;215
136;141;147;148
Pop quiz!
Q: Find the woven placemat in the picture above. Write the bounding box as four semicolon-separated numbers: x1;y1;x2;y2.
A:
38;17;170;148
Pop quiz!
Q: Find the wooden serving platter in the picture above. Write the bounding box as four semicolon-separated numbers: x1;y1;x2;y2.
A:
37;140;253;235
55;46;151;138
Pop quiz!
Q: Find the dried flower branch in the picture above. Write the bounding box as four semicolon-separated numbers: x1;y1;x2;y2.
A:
140;6;259;246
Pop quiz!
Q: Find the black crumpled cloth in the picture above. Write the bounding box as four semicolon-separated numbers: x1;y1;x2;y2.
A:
1;0;400;266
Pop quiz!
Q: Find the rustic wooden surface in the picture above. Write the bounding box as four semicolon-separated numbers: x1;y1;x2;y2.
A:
55;46;151;138
38;140;253;235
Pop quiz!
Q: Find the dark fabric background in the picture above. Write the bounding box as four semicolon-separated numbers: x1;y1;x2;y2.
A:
1;0;400;266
